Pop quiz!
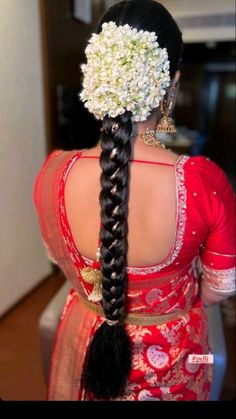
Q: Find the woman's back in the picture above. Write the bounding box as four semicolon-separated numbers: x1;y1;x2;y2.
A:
64;145;182;268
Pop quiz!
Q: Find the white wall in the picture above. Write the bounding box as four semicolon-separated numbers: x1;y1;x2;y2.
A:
0;0;51;316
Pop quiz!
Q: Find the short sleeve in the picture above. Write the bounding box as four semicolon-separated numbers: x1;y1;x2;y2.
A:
197;157;236;295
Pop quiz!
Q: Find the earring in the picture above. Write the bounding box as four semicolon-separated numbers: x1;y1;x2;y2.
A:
156;87;177;134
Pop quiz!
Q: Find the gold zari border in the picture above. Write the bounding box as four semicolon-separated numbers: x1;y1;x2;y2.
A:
76;292;192;326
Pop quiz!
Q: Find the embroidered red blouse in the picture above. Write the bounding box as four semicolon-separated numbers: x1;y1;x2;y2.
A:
33;150;236;401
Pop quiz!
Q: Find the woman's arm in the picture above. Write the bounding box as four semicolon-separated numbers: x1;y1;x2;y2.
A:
200;275;235;307
197;158;236;307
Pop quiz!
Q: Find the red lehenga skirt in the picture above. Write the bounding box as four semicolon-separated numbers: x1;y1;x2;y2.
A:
33;149;236;401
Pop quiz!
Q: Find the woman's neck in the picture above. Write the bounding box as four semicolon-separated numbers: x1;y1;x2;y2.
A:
96;109;170;159
134;109;160;138
130;109;166;158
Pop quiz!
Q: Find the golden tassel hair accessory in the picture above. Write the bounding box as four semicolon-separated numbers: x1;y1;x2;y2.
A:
80;240;103;303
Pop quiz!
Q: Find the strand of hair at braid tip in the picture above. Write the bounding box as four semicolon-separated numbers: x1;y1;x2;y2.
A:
99;111;133;327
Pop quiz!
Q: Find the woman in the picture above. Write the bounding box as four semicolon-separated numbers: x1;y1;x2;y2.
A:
33;0;236;401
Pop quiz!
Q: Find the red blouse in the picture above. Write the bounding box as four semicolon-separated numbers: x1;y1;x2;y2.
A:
33;149;236;401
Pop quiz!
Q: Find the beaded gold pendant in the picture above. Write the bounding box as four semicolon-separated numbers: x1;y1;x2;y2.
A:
80;246;102;303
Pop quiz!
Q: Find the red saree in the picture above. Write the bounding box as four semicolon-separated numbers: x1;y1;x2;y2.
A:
33;149;236;401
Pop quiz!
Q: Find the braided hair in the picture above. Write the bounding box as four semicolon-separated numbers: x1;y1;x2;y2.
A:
82;0;183;399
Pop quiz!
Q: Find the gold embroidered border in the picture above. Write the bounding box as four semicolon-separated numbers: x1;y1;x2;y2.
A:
76;292;192;326
202;263;236;293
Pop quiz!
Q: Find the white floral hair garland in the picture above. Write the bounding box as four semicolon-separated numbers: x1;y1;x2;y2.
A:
80;21;171;123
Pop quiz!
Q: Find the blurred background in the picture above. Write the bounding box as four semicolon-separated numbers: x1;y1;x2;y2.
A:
0;0;235;400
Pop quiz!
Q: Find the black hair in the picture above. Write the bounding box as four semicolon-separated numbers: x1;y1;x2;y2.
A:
82;0;183;400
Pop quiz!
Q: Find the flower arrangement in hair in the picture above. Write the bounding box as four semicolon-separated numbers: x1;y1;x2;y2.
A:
80;21;171;122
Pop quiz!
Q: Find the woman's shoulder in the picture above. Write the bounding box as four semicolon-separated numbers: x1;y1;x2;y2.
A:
185;154;228;179
186;154;223;171
185;154;235;198
37;148;81;175
33;149;79;207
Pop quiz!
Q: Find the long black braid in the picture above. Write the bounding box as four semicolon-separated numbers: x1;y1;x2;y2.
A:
82;112;133;399
81;0;183;400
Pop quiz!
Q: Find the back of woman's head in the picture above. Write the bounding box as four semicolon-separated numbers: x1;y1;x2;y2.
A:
97;0;183;78
81;0;183;400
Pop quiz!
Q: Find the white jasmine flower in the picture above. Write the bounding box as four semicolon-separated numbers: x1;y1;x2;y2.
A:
80;21;170;122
